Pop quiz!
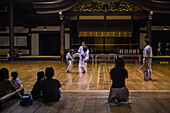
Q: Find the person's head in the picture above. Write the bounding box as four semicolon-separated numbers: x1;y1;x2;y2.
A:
45;67;54;78
83;46;88;52
37;71;45;80
115;57;125;69
144;39;149;46
0;68;9;81
11;71;18;80
82;41;85;47
69;49;74;55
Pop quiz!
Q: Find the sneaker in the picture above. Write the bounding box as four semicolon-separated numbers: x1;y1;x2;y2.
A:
67;70;69;73
149;78;152;80
124;99;132;104
82;71;86;73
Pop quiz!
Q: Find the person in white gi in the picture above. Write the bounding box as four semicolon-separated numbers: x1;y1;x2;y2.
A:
143;39;153;81
78;41;89;67
79;46;89;73
66;49;74;73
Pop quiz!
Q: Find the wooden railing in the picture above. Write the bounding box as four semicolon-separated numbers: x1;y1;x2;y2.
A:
0;88;23;102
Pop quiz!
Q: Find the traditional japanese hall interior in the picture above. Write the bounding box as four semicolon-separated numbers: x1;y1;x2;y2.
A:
0;0;170;113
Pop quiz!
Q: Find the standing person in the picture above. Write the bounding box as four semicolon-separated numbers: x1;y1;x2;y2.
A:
79;46;89;73
66;49;74;73
142;39;153;81
105;58;131;106
41;67;62;102
78;41;89;67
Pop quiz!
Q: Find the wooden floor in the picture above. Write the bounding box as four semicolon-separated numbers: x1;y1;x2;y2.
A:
0;61;170;91
1;92;170;113
1;61;170;113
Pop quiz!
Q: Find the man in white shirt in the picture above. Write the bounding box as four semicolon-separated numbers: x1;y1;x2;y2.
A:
79;46;89;73
66;49;74;73
78;41;89;67
10;71;23;89
143;39;153;81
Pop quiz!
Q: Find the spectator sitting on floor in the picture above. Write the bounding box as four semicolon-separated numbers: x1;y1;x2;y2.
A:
10;71;24;95
41;67;62;102
105;58;132;106
0;68;16;98
10;71;23;89
31;71;45;100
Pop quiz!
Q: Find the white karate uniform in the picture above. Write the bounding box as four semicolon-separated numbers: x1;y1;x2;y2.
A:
78;46;89;67
66;52;74;71
79;51;89;72
143;45;153;80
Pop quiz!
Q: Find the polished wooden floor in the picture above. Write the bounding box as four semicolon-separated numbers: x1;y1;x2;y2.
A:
1;92;170;113
0;61;170;91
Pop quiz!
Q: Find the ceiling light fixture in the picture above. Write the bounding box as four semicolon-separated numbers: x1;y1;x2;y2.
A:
59;12;64;20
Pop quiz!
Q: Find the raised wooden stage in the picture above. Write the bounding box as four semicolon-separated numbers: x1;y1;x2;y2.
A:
1;92;170;113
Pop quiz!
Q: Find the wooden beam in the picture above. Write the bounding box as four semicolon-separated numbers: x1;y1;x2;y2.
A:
127;0;170;13
0;88;23;102
34;0;64;5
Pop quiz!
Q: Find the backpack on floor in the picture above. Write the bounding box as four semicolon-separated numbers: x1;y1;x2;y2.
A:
19;94;34;106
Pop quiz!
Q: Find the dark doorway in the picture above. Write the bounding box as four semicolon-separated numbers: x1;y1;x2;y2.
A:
39;32;60;56
152;31;170;55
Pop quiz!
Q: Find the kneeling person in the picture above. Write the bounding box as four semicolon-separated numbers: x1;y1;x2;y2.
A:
106;58;131;106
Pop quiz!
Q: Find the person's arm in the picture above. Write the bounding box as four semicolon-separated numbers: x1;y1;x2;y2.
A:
87;49;89;54
78;46;81;53
18;79;23;88
147;49;150;59
85;52;89;61
69;53;73;60
143;48;147;64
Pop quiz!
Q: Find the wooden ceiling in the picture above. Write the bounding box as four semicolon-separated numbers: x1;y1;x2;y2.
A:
33;0;170;14
0;0;170;27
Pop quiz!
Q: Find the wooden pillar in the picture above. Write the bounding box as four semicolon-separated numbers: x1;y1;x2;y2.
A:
104;15;106;52
28;28;32;55
60;19;65;62
130;15;134;49
9;0;14;62
147;18;152;42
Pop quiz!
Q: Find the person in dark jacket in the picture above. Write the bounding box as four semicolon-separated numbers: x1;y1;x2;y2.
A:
31;71;44;100
41;67;62;102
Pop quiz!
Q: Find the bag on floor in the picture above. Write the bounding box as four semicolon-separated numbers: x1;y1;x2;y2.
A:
19;94;34;106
